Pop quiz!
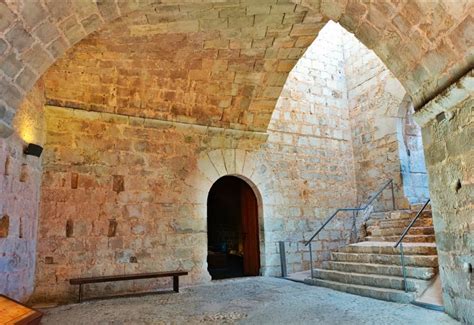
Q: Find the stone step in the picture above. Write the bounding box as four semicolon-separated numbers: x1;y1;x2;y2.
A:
304;278;415;303
367;226;434;237
324;261;436;280
369;210;432;221
331;252;438;267
388;210;432;220
339;242;437;255
366;217;433;228
369;212;392;220
410;203;432;211
365;235;436;243
311;268;430;292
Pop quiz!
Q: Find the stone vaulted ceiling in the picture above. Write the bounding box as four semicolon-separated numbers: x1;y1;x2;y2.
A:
0;0;472;134
43;1;327;131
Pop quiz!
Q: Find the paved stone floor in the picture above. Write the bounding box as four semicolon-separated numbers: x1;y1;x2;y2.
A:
42;277;458;324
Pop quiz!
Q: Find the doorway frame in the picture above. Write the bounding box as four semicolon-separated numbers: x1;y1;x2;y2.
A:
205;174;265;278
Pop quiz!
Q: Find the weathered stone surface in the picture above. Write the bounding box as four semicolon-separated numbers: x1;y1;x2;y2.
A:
0;2;15;31
0;82;44;301
31;24;362;301
0;0;469;136
343;26;429;208
20;0;48;29
307;207;439;303
39;278;458;325
416;71;473;324
0;3;470;324
5;23;35;54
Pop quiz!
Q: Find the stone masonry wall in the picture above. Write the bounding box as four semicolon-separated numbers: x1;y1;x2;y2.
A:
0;81;44;301
266;21;356;271
417;72;473;324
42;1;328;133
32;22;357;302
398;102;430;204
342;26;427;210
1;0;471;138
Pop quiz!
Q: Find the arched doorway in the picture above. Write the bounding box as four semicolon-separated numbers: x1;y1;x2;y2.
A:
207;176;260;280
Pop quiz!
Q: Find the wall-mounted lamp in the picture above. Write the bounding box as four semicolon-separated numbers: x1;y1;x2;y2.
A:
24;143;43;157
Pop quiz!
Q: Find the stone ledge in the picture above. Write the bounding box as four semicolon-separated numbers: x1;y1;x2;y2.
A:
414;69;473;127
44;105;269;141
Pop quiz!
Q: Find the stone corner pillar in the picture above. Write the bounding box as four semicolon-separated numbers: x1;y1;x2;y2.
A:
414;69;473;324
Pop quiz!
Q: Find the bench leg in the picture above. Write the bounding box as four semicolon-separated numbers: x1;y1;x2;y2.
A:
78;284;83;303
173;276;179;293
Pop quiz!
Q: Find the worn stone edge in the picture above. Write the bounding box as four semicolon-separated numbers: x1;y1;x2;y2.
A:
414;69;473;127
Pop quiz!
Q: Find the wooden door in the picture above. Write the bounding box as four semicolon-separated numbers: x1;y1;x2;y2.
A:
241;183;260;276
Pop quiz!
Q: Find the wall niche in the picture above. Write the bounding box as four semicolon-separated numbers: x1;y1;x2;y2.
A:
0;215;9;238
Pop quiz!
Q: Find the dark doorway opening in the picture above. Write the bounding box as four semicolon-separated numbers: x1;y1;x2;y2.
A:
207;176;260;280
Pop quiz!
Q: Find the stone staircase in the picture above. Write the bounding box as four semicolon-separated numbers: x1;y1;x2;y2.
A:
304;208;438;303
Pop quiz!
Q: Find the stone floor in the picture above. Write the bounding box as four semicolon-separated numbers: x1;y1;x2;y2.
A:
41;277;458;324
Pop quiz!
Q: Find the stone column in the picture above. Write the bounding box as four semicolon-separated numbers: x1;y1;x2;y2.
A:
414;70;473;324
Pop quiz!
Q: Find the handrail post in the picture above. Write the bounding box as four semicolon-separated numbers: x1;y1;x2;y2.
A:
279;241;287;278
309;241;314;278
399;242;408;292
391;180;396;210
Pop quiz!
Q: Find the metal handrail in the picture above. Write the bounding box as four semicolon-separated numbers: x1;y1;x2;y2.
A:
394;198;431;248
304;179;395;279
393;198;431;292
305;179;395;246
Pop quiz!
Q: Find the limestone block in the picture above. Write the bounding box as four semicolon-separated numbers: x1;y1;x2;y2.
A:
242;151;257;178
0;120;14;138
222;149;236;174
197;152;220;182
235;149;246;174
207;149;227;176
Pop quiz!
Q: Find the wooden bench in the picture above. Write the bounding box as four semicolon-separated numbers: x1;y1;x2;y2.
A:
69;271;188;302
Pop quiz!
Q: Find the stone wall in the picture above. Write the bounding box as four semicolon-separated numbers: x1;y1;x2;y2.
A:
32;22;357;302
266;21;356;270
397;102;429;204
342;26;429;210
416;71;473;324
0;81;44;301
42;1;328;133
1;0;470;138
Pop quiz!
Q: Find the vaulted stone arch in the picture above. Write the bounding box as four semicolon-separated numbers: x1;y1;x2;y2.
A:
0;0;159;136
0;0;472;321
0;0;472;136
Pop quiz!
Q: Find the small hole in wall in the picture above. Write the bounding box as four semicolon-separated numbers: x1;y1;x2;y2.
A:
0;215;9;238
19;217;23;239
113;175;125;193
45;256;54;264
4;157;11;175
108;220;118;237
129;256;138;263
436;112;446;122
455;179;462;193
66;220;74;238
71;173;78;189
19;164;28;182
